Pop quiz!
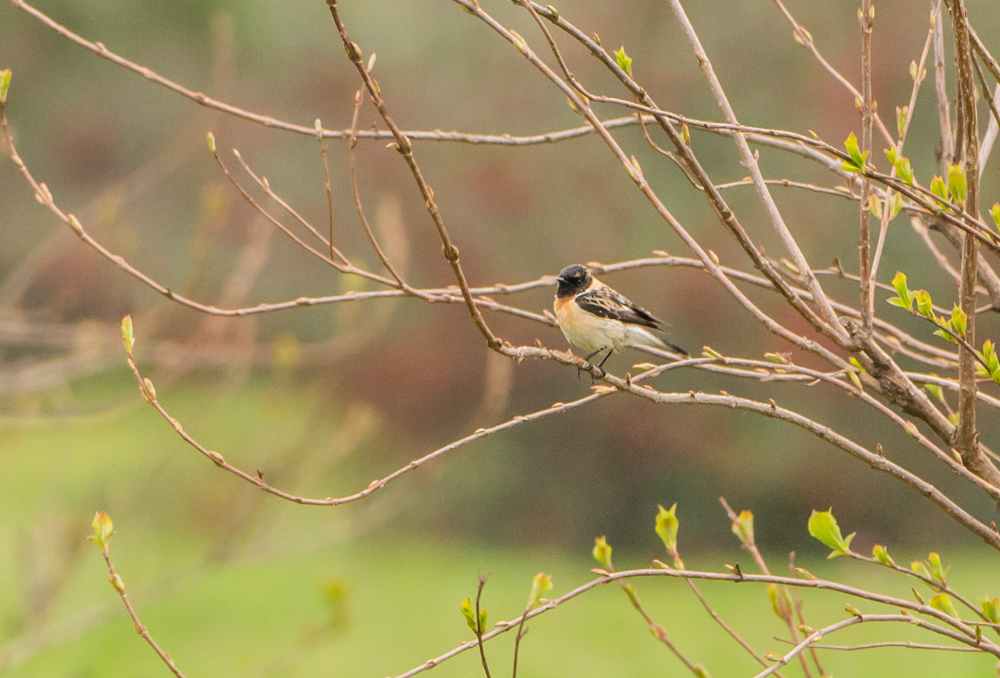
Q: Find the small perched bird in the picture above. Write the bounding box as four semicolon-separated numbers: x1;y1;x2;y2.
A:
554;264;686;369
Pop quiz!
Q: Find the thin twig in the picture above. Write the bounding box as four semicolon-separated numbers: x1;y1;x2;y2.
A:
326;0;501;350
315;118;336;261
95;543;186;677
393;568;1000;678
859;0;875;335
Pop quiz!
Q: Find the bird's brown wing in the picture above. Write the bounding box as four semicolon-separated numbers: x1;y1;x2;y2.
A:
575;286;662;330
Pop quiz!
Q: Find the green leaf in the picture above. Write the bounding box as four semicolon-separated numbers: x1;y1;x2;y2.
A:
592;536;613;569
896;106;908;137
527;572;552;609
933;324;957;344
911;560;930;578
914;290;933;319
849;357;868;374
947;164;967;205
951;305;967;338
889;192;903;220
767;583;780;616
990;203;1000;231
883;147;898;166
927;552;949;586
981;597;1000;624
121;315;135;354
984;340;997;365
87;511;115;550
843;132;868;172
930;593;959;618
614;46;633;77
460;597;477;632
807;509;855;558
983;341;1000;383
873;544;896;566
924;382;945;403
0;69;10;105
930;176;948;202
894;156;914;185
655;503;682;567
890;271;912;310
731;509;754;546
206;131;216;153
868;194;881;215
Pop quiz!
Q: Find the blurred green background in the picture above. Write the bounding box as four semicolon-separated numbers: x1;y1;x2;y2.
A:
3;0;1000;675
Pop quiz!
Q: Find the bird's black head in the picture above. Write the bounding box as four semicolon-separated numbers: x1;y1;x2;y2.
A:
556;264;592;298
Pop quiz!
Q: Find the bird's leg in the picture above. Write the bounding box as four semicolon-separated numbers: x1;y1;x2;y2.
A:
595;347;614;370
576;347;611;380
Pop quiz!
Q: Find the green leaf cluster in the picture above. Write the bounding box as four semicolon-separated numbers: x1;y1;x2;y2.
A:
884;147;913;185
886;272;970;345
460;596;487;634
976;340;1000;385
842;132;868;173
614;46;633;77
807;509;855;558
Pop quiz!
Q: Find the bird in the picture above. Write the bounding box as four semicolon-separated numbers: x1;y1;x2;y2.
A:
553;264;686;370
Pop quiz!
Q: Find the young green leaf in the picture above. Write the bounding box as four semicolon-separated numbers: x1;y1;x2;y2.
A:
767;583;780;616
460;597;477;632
0;69;10;104
894;156;914;185
981;340;1000;384
981;597;1000;624
924;382;945;403
932;318;957;344
807;509;855;558
655;503;682;567
872;544;896;566
914;290;933;319
887;271;913;310
990;203;1000;231
614;46;633;77
889;192;903;220
896;106;908;137
843;132;868;172
121;315;135;354
731;509;754;546
930;176;948;202
87;511;115;551
930;593;959;619
947;164;967;205
950;305;967;338
926;552;949;586
883;147;898;166
592;536;613;569
527;572;552;609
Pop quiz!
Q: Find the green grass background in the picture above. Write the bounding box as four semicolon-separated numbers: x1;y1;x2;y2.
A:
2;379;999;677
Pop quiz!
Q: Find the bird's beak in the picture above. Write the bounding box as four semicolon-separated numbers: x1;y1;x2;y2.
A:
556;275;568;284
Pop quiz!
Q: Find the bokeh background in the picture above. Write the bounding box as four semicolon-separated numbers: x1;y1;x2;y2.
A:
3;0;1000;675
